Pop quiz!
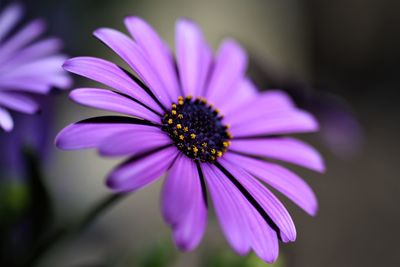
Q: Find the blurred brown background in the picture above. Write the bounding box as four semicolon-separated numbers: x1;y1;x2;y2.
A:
6;0;400;266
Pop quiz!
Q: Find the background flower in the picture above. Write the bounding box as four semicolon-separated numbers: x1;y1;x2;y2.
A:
0;3;71;132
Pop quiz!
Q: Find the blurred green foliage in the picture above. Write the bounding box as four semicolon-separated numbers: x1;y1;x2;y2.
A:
0;182;30;223
137;240;177;267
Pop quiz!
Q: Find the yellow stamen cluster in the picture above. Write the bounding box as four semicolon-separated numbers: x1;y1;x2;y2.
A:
161;95;232;162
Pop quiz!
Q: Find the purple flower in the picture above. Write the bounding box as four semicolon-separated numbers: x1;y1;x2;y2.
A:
0;3;71;132
56;17;324;263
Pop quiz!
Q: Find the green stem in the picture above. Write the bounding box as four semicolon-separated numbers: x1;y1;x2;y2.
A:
21;193;127;267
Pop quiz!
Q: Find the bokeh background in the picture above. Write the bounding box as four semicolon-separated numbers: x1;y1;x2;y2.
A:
1;0;399;266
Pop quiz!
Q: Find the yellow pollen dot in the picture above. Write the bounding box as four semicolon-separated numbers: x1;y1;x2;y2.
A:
178;114;184;119
178;96;184;101
217;151;223;157
167;118;173;124
179;135;184;140
176;124;182;129
193;146;199;153
190;133;196;139
214;109;220;114
171;110;177;115
200;98;207;104
202;142;207;147
178;100;184;105
211;149;216;155
183;126;189;132
210;156;215;161
172;104;177;109
227;131;233;139
223;141;230;147
186;95;192;100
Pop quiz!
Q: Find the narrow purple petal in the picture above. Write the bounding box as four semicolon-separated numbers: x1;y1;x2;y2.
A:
1;55;67;78
0;4;23;42
205;39;247;106
224;90;294;124
246;201;279;263
203;163;279;262
63;57;162;113
162;155;207;251
0;107;13;132
0;92;39;114
0;78;51;93
218;78;257;115
0;38;62;69
0;19;45;63
229;137;325;172
201;164;251;255
219;159;297;242
125;17;180;101
176;19;212;97
229;109;319;137
99;127;171;157
106;146;178;192
55;121;152;150
224;152;318;215
70;88;160;123
93;28;172;106
0;74;70;93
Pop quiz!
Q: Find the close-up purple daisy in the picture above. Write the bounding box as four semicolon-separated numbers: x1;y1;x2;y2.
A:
56;17;324;263
0;3;71;132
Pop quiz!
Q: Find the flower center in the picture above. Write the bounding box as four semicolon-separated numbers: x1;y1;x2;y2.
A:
161;96;232;162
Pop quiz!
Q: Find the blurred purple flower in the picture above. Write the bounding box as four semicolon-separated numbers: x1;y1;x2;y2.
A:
0;3;71;132
249;57;364;158
56;18;324;263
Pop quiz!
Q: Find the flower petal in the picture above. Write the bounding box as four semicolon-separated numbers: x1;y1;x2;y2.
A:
63;57;162;114
224;152;318;215
70;88;160;123
1;55;67;79
229;109;318;137
94;28;172;107
99;127;171;157
203;163;279;261
218;78;257;115
0;75;70;93
176;19;212;97
202;164;251;254
0;38;62;69
55;116;158;150
224;90;294;124
229;137;325;172
217;159;297;242
162;155;207;251
246;200;279;263
125;17;180;101
0;19;45;64
206;39;247;106
0;107;13;132
106;146;178;192
0;4;23;42
0;92;39;114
